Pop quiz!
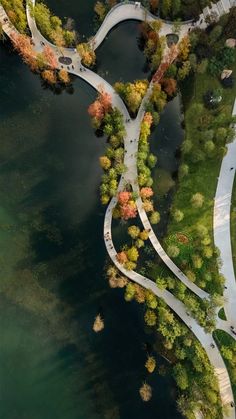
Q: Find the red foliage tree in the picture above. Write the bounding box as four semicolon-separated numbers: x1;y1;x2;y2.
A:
161;78;177;96
118;191;132;205
88;99;104;120
120;201;137;220
88;88;112;121
99;89;112;113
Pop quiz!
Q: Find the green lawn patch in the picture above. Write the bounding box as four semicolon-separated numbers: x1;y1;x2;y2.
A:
213;329;236;400
162;61;236;294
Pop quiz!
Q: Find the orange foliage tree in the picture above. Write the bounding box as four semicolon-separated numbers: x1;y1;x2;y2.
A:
42;45;57;69
140;187;154;199
11;33;37;71
161;78;177;96
41;69;57;84
88;88;112;121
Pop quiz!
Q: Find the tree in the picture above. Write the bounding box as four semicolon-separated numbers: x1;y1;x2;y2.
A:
144;309;157;326
88;100;104;120
88;89;112;121
139;230;149;241
172;209;184;222
204;140;215;155
145;291;158;309
41;69;57;84
11;33;37;71
178;36;191;61
156;277;167;289
161;78;177;96
125;282;136;300
58;69;70;84
139;382;152;402
42;45;57;69
94;1;107;21
173;363;189;390
99;156;111;170
150;211;160;224
126;246;139;262
191;193;204;208
178;60;191;81
145;356;156;373
181;139;192;154
149;0;159;14
167;245;180;258
120;200;137;220
93;314;104;332
140;187;154;199
128;225;140;239
221;346;233;361
116;251;128;264
179;164;189;178
142;200;154;213
77;43;96;67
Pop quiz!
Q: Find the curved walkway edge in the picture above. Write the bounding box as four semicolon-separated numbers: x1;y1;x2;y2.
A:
214;99;236;325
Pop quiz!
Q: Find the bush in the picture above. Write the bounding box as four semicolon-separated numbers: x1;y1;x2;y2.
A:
191;193;204;208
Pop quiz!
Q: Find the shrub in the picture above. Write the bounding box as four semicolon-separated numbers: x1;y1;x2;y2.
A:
191;193;204;208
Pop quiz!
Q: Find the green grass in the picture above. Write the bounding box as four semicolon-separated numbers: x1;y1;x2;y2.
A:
163;61;236;294
231;176;236;276
213;330;236;400
218;308;227;320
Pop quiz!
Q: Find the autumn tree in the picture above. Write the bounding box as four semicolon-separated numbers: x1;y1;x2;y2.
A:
11;33;37;71
99;156;111;170
77;43;96;67
128;225;140;239
161;78;177;96
139;382;152;402
94;1;107;21
42;45;57;69
140;187;154;199
41;69;57;84
58;69;70;84
93;314;104;332
178;36;191;61
145;356;156;373
150;211;160;224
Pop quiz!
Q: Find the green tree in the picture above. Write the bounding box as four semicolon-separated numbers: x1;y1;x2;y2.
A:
167;245;180;258
173;363;189;390
191;193;204;208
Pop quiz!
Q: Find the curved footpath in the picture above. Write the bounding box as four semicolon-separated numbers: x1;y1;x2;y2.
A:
25;0;211;300
104;195;235;416
214;99;236;327
0;0;235;415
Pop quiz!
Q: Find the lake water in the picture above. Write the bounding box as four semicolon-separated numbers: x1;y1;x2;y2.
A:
0;3;183;418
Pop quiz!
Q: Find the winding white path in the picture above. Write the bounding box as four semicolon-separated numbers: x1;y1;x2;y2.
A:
0;0;235;415
214;100;236;328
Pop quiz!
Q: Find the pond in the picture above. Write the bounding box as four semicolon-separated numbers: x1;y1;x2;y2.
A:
0;3;184;419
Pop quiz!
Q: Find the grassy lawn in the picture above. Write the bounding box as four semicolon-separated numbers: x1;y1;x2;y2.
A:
162;60;236;294
231;176;236;276
213;330;236;400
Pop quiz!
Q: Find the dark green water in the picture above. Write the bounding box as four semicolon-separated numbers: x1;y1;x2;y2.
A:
0;4;183;418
